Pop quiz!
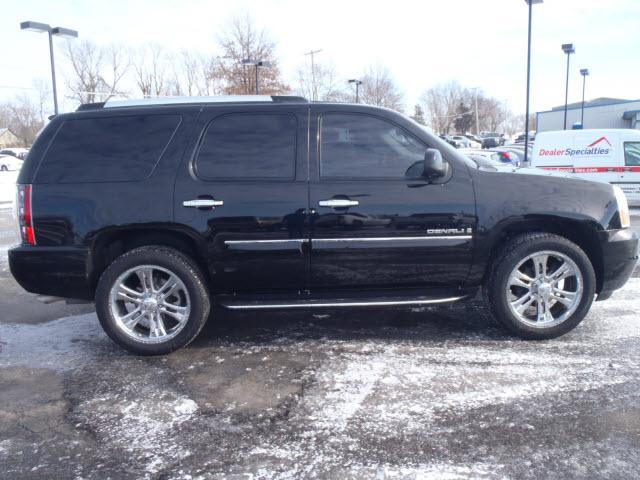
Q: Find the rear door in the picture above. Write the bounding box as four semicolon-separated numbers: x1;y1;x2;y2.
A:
308;110;476;290
174;106;310;292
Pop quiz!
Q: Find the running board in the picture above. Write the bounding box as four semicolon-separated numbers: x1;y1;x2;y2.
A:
217;289;470;310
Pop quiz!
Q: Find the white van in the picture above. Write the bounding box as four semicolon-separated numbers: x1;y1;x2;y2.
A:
531;129;640;204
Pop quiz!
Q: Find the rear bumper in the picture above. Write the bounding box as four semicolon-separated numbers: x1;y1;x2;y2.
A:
597;229;639;300
8;245;93;300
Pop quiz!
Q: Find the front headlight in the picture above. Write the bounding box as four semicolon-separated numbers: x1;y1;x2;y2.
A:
613;185;631;228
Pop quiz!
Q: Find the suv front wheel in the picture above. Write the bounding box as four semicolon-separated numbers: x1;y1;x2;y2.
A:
487;233;596;339
95;246;210;355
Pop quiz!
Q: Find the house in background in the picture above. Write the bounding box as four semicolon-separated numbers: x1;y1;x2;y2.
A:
0;128;19;148
536;98;640;132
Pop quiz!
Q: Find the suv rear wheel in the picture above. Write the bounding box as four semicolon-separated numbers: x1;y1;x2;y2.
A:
95;246;210;355
486;233;596;339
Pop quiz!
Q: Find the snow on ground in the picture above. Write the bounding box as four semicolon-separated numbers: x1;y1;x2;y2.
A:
1;277;639;478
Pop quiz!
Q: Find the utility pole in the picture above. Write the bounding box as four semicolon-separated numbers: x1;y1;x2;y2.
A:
304;49;322;101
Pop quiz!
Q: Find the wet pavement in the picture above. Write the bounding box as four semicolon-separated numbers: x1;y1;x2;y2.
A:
0;203;639;479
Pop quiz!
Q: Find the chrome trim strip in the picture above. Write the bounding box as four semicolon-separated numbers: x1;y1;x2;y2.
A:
318;199;359;208
224;239;306;246
183;199;224;208
223;295;467;310
224;236;472;246
313;236;472;243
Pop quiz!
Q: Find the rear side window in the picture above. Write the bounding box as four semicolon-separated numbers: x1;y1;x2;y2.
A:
36;115;181;183
195;113;296;181
624;142;640;166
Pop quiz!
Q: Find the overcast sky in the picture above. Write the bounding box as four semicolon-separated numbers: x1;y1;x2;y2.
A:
2;0;639;116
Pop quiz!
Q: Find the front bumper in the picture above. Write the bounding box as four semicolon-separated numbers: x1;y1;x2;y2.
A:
597;229;639;300
8;245;93;300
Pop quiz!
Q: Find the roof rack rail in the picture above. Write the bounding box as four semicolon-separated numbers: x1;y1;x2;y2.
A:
76;102;105;111
92;95;308;110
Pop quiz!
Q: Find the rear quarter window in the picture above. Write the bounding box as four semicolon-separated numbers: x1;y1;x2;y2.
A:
35;114;181;183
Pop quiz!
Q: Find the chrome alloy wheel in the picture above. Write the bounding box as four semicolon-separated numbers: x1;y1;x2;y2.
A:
506;250;583;328
109;265;191;344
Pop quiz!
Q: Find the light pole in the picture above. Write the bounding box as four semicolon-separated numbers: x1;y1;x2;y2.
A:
561;43;575;130
20;21;78;115
523;0;542;167
348;79;363;103
580;68;589;127
242;59;271;95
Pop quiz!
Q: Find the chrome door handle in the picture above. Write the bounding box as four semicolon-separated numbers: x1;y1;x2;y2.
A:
183;199;224;208
318;199;359;208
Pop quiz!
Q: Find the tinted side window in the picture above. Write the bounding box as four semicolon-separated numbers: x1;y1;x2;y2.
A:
37;115;181;183
196;113;296;181
320;113;426;179
624;142;640;166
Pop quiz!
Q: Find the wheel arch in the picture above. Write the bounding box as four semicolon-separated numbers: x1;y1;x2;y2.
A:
481;216;605;293
88;225;209;297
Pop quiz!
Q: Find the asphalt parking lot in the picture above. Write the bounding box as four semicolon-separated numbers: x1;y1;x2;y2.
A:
0;194;639;479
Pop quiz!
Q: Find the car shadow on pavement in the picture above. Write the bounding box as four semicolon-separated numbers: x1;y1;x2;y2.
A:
191;300;514;349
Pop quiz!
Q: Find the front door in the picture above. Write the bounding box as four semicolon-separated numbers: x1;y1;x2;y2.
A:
174;106;310;292
309;111;476;290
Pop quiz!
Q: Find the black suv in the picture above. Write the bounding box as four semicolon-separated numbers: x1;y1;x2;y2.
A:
9;96;638;354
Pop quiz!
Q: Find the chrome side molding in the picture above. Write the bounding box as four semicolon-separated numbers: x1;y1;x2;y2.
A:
222;295;467;310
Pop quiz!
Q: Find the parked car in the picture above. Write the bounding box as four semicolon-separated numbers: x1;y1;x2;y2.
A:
9;96;638;354
490;147;524;166
0;154;23;171
460;148;519;166
451;135;473;149
439;134;461;148
0;148;29;160
531;128;640;205
515;132;535;144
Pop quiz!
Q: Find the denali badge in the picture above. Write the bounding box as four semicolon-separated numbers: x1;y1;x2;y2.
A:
426;228;473;235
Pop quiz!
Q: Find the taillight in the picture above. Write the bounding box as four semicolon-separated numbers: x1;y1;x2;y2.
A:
17;184;36;245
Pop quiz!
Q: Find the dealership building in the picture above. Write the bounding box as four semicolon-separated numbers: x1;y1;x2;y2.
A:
536;98;640;132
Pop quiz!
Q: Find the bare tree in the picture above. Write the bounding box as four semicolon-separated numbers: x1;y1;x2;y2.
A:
215;14;289;95
64;40;104;104
358;64;404;111
0;93;46;146
420;81;465;133
64;40;129;103
101;44;130;98
134;44;171;97
295;60;345;101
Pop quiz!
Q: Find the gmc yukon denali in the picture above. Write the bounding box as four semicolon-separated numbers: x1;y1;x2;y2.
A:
9;96;639;354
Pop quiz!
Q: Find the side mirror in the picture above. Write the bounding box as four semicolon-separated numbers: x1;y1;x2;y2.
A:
423;148;447;179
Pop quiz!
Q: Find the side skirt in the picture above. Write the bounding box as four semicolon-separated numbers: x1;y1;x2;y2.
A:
216;288;475;310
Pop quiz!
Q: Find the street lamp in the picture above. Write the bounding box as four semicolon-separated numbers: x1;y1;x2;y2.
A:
561;43;575;130
348;79;363;103
20;21;78;115
242;59;271;95
580;68;589;127
523;0;542;167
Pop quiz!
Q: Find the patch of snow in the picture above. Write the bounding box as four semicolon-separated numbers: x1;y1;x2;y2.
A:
78;390;198;477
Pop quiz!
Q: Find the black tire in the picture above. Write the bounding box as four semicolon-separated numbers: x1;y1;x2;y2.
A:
95;246;210;355
0;165;7;171
486;232;596;339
